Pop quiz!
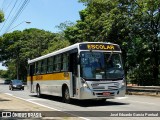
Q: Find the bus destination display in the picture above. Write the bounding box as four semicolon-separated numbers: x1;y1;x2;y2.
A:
79;43;121;51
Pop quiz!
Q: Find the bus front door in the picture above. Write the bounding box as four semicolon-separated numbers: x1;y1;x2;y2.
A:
70;52;77;96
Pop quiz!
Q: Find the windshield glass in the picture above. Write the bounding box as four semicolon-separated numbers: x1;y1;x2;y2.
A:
13;80;23;84
80;51;124;80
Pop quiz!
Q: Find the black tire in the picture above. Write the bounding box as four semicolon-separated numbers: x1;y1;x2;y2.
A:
63;87;71;103
22;87;24;90
11;87;14;91
99;99;106;103
37;86;41;97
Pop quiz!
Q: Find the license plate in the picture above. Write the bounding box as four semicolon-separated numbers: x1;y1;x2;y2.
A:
103;92;110;96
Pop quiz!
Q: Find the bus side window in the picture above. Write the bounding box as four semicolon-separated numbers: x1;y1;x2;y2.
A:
54;55;61;72
61;53;69;71
35;62;38;75
58;55;61;71
53;56;56;72
48;57;53;73
41;60;44;74
53;57;55;72
32;63;35;75
36;61;41;74
41;59;47;74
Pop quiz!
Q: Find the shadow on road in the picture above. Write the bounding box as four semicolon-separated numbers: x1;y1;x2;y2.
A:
0;83;6;85
29;94;129;107
0;98;10;102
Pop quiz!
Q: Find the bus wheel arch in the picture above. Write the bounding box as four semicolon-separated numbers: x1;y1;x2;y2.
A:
62;84;71;103
36;84;41;98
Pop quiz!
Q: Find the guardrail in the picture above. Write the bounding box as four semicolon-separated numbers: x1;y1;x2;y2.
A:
127;86;160;95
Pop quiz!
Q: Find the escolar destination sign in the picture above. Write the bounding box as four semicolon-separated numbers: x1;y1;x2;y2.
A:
79;43;121;51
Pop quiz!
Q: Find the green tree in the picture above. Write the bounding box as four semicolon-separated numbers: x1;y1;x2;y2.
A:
0;10;5;23
126;0;160;85
0;28;57;80
43;33;70;54
0;70;8;78
66;0;160;85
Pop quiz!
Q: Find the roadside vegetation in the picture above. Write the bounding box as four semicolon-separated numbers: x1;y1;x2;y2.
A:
0;0;160;85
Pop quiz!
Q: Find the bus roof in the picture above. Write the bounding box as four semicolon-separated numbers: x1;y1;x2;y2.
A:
28;42;121;64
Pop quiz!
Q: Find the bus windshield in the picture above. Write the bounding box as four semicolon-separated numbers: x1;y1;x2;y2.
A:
80;51;124;80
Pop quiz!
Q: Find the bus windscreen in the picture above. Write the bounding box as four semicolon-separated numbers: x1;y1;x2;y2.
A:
80;51;124;80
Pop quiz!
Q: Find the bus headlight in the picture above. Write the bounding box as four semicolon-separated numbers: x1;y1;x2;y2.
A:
122;82;125;86
122;78;126;86
83;83;89;88
81;78;89;88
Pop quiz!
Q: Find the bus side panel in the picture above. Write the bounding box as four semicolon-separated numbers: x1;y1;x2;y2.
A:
30;72;71;97
38;80;70;96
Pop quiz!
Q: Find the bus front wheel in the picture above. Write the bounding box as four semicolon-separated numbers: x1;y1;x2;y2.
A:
63;87;71;103
99;99;106;103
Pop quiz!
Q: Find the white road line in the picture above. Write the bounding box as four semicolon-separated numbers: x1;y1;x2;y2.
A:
5;93;13;96
26;99;46;101
116;97;128;100
128;100;158;105
4;93;90;120
115;96;159;106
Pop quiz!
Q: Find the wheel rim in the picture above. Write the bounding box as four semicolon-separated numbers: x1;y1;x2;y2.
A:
65;89;69;100
37;87;40;96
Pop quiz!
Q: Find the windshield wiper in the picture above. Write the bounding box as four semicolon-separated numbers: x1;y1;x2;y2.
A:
107;51;113;62
106;77;124;81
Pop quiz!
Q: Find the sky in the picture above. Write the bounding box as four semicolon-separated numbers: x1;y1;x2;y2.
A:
0;0;86;70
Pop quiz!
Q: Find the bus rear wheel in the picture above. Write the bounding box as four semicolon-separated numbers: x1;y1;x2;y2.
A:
37;86;41;98
63;87;71;103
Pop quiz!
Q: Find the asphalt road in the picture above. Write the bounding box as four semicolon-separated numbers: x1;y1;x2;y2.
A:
0;82;160;120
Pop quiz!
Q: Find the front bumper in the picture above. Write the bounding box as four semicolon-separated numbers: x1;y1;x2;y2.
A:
78;86;126;100
12;86;24;89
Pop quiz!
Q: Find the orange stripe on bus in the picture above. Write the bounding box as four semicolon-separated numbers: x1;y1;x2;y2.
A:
27;72;70;81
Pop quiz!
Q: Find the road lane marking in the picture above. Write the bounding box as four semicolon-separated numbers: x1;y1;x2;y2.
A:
115;96;159;106
5;93;13;96
128;100;158;105
4;93;90;120
27;99;46;101
116;97;128;100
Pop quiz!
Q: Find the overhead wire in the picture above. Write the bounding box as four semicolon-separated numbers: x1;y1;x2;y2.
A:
5;0;24;26
2;0;14;13
4;0;30;34
0;0;5;10
0;0;19;33
0;0;30;35
0;0;18;30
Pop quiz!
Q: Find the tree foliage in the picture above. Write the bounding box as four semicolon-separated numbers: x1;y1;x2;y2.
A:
0;10;5;23
0;0;160;85
66;0;160;85
0;28;68;80
0;70;8;78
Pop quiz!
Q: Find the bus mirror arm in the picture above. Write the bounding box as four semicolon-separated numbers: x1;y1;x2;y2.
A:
77;55;80;65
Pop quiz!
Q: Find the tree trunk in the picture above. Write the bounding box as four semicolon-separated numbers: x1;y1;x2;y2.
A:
152;37;159;85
